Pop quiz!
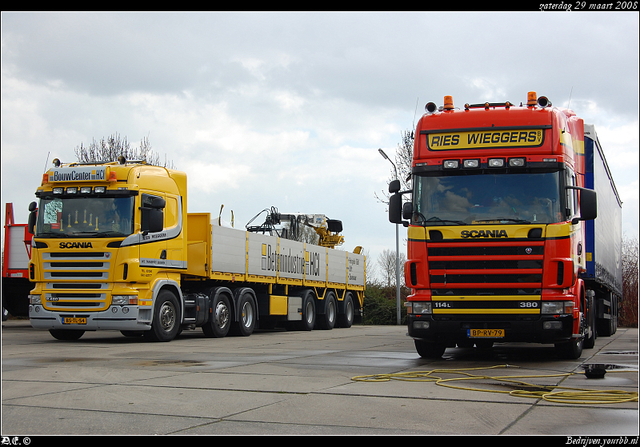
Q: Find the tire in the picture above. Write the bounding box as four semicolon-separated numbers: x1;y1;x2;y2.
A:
337;293;354;328
231;289;256;336
121;331;144;337
202;290;231;338
295;290;316;331
49;329;85;341
555;315;585;359
584;294;596;349
475;340;494;350
145;289;180;342
415;339;446;359
2;307;9;321
555;336;584;359
317;291;337;330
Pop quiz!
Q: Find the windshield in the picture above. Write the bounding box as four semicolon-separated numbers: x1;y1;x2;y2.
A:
412;172;562;225
36;196;135;237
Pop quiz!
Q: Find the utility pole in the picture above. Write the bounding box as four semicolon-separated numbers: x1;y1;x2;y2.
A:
378;148;401;325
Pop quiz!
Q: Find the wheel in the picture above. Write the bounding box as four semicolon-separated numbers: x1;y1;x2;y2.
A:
231;289;256;336
2;307;9;321
317;291;337;330
202;291;231;338
555;314;585;359
145;289;180;342
295;290;316;331
121;331;144;337
414;339;446;359
49;329;85;341
584;294;596;349
475;340;494;350
337;293;354;328
555;336;584;359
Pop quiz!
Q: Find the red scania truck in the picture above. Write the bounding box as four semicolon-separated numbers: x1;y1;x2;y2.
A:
388;92;622;359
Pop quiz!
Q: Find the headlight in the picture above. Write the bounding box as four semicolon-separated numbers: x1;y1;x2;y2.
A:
411;301;433;315
541;301;573;315
112;295;138;305
443;160;459;169
463;159;480;168
29;294;41;305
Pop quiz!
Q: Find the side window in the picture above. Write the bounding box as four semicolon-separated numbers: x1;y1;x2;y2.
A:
565;169;578;219
165;196;178;229
140;193;165;232
572;175;579;216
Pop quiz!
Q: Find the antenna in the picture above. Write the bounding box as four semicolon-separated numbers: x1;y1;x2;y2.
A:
43;151;50;173
412;97;419;130
567;86;574;109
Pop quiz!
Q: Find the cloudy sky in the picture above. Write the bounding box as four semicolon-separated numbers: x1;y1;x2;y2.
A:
2;12;638;280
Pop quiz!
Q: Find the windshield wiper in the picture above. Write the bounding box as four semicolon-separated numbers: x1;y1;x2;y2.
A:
36;232;74;238
422;216;467;226
473;218;531;224
94;231;128;237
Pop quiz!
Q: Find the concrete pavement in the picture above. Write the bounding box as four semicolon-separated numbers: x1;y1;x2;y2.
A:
1;320;638;436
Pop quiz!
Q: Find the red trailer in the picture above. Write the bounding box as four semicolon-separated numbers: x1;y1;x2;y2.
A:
2;203;33;319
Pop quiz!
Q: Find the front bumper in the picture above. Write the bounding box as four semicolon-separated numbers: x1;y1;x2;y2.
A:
29;304;151;332
407;314;574;346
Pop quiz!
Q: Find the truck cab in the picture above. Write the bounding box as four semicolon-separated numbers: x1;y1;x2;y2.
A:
389;92;602;359
28;158;187;340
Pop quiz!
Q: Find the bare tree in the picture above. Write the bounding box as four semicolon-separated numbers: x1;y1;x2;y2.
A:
621;235;638;327
287;223;319;245
375;129;414;206
377;248;406;288
74;133;174;168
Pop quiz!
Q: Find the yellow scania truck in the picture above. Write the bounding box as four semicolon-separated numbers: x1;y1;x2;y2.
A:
27;158;365;341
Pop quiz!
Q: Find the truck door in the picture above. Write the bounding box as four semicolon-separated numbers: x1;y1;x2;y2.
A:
138;192;168;271
138;192;185;271
163;193;186;270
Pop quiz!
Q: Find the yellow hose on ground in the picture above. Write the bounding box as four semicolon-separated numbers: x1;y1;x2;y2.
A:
351;365;638;404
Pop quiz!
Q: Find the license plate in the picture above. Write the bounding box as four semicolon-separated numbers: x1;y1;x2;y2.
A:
468;329;504;338
62;317;87;325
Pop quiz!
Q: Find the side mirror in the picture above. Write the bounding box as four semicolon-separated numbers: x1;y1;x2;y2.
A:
389;179;401;194
149;197;166;209
389;193;402;224
148;209;164;233
578;188;597;221
28;201;37;234
140;195;166;234
141;208;164;233
402;202;413;221
567;187;597;224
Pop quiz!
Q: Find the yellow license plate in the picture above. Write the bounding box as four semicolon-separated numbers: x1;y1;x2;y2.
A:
62;317;87;325
468;329;504;338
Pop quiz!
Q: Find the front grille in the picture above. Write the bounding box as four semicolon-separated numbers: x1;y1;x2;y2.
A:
42;251;111;311
426;240;543;318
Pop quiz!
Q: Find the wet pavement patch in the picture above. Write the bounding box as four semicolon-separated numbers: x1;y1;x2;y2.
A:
581;363;638;379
